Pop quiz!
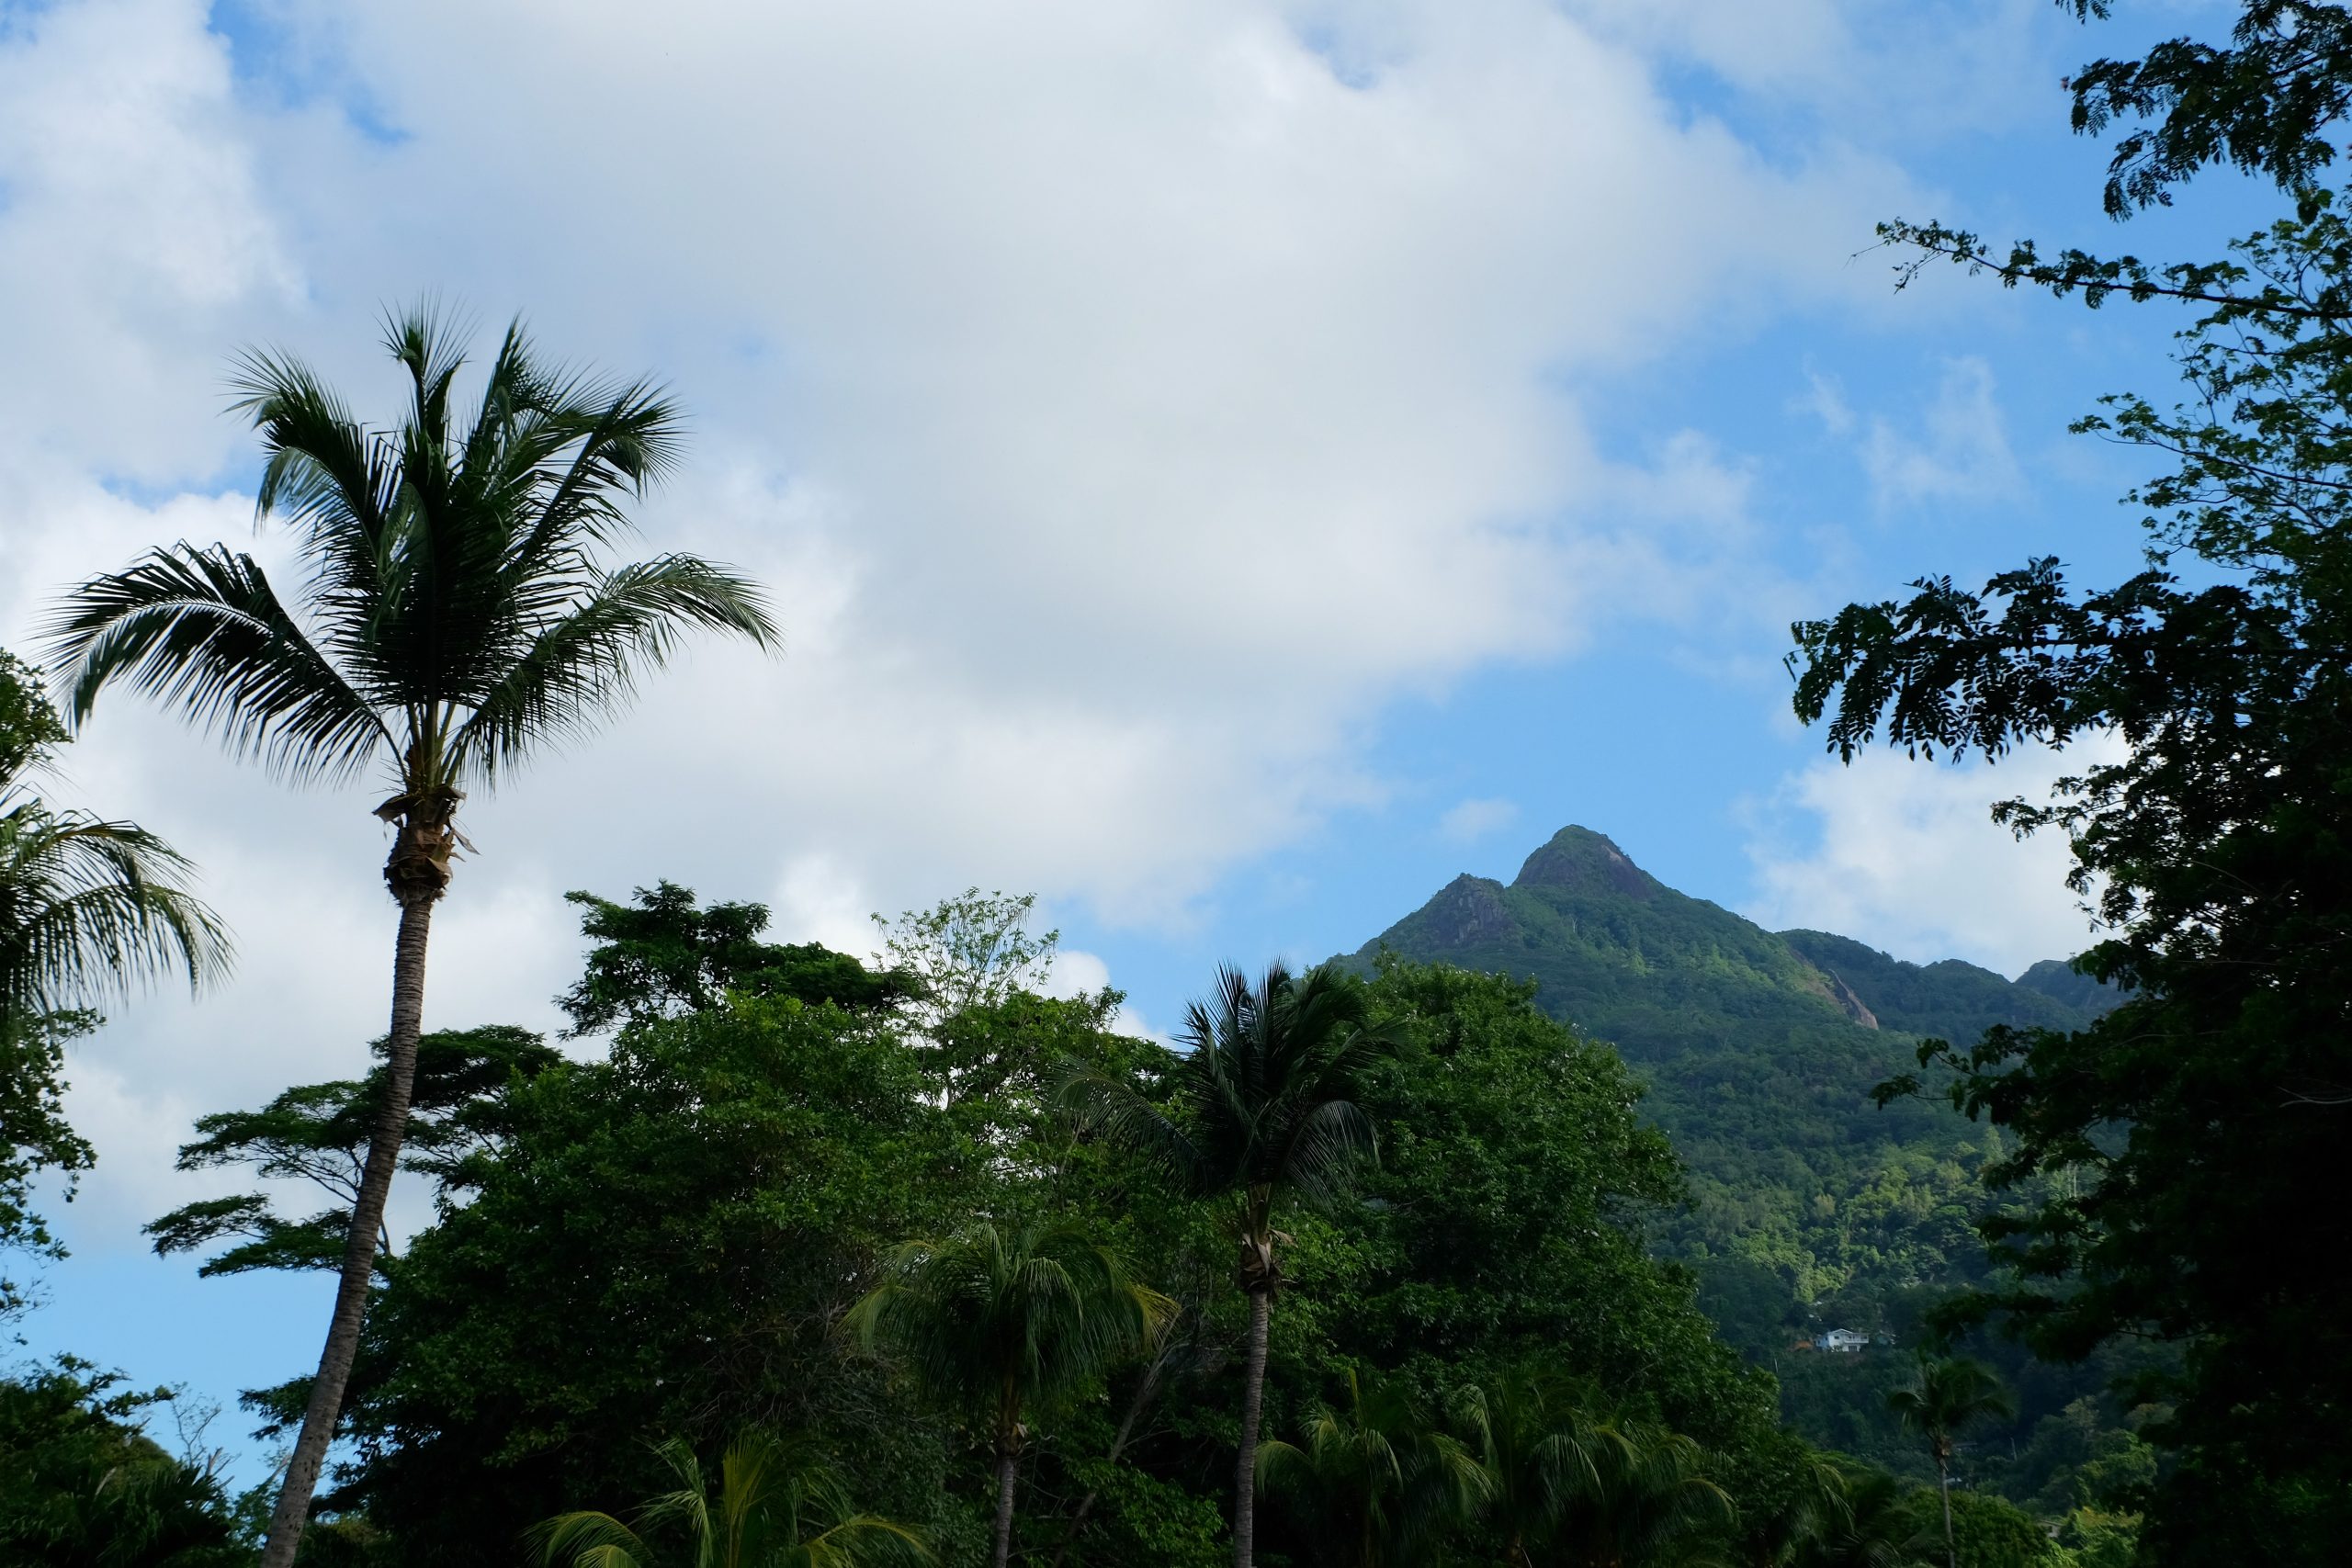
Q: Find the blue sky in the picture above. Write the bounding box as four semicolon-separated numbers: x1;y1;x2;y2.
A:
0;0;2264;1485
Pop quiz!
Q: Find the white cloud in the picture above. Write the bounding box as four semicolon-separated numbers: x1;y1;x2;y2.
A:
1565;0;2059;143
1859;355;2023;511
1738;738;2122;976
1798;369;1856;436
1438;796;1520;843
0;0;1953;1244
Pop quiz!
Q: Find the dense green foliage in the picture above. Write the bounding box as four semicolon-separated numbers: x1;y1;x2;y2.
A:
1785;6;2352;1561
557;883;915;1035
1344;829;2108;1331
119;885;1947;1567
0;1361;254;1566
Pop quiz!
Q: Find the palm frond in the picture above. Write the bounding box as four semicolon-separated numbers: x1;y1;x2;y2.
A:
448;555;777;787
0;800;232;1013
42;546;390;785
227;345;399;604
797;1516;934;1568
535;1428;924;1568
1270;1095;1378;1210
1052;1062;1212;1195
525;1509;650;1568
850;1221;1169;1437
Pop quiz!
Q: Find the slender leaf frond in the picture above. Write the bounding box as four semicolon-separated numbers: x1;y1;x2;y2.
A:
42;546;390;785
0;797;232;1013
449;556;777;787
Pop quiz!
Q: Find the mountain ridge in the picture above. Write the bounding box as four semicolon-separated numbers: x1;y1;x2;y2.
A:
1341;823;2116;1329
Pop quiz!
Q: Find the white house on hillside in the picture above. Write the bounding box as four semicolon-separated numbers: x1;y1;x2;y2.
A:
1820;1328;1869;1354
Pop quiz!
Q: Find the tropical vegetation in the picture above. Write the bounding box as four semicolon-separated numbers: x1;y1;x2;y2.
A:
13;8;2352;1562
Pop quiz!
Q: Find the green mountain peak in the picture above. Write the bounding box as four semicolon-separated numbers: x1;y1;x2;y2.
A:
1344;823;2120;1343
1512;824;1661;900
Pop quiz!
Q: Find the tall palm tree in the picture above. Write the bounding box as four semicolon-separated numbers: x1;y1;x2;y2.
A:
846;1220;1170;1568
1885;1358;2012;1568
1257;1365;1488;1568
45;307;778;1568
1457;1371;1639;1568
1059;960;1389;1568
530;1428;930;1568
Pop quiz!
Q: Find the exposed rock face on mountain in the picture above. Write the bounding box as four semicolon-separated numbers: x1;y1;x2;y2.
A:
1419;874;1516;947
1344;825;2119;1316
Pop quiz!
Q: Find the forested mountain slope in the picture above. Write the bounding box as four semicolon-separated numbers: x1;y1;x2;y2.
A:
1344;826;2115;1342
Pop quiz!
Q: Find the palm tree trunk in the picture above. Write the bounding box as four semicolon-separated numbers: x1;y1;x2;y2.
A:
1234;1287;1272;1568
1937;1456;1956;1568
257;889;435;1568
992;1441;1021;1568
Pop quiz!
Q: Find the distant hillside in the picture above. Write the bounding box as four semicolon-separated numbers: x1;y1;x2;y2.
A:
1344;826;2117;1339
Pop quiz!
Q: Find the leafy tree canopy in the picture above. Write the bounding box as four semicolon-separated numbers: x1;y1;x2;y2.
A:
1793;12;2352;1549
557;882;913;1037
143;1025;560;1280
0;1359;254;1567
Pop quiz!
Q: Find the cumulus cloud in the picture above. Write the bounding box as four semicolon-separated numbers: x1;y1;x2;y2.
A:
0;0;1947;1239
1738;738;2122;976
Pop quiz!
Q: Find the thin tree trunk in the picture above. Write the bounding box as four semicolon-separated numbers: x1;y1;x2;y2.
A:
1937;1456;1956;1568
993;1443;1021;1568
1048;1337;1173;1568
1234;1288;1272;1568
258;891;435;1568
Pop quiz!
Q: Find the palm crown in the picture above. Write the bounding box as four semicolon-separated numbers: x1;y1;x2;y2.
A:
1257;1366;1488;1568
1886;1357;2011;1467
848;1220;1169;1568
849;1220;1170;1437
531;1429;930;1568
1065;961;1383;1288
45;307;777;893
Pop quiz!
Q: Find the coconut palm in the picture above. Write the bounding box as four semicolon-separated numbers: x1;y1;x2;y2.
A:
1257;1365;1488;1568
1;794;229;1278
45;307;778;1568
1457;1371;1640;1568
846;1220;1170;1568
530;1428;929;1568
1885;1358;2012;1568
1058;960;1389;1568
